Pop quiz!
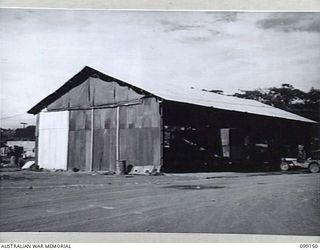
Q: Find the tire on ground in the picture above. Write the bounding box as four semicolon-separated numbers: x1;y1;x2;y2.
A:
308;162;320;173
280;162;290;171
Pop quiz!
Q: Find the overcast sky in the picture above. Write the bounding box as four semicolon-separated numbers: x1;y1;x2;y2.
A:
0;10;319;128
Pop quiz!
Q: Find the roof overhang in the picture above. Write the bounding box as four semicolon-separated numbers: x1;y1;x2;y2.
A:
28;66;317;124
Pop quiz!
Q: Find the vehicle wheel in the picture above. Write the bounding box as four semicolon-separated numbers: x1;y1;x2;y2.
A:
309;163;320;173
280;163;290;171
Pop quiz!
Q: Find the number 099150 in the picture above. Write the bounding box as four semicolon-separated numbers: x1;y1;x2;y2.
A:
300;244;318;248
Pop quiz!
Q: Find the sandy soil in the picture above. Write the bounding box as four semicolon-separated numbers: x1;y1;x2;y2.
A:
0;170;319;235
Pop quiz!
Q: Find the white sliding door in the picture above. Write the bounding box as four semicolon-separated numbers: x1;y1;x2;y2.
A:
38;111;69;170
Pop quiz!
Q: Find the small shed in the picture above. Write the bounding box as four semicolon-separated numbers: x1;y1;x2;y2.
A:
28;66;316;173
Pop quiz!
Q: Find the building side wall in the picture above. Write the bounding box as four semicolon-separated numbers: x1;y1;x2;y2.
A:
93;97;161;171
92;108;116;171
37;76;161;172
118;97;161;168
68;109;92;171
65;97;161;172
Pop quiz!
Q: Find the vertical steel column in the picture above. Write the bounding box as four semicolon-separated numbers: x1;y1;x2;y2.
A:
116;106;120;161
159;100;164;170
35;113;40;166
89;108;94;171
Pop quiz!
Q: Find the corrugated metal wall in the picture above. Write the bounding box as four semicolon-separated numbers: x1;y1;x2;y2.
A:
92;97;161;171
37;76;162;172
66;98;161;171
118;98;161;168
47;77;144;111
68;110;92;171
92;108;117;171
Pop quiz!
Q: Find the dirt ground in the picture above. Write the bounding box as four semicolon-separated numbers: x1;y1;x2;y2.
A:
0;170;319;235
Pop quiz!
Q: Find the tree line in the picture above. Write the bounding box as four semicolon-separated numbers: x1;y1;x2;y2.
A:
204;84;320;122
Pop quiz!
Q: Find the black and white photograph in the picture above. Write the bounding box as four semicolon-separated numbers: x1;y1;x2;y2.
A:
0;8;319;237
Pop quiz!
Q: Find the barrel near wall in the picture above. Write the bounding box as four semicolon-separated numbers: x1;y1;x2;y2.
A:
116;160;126;175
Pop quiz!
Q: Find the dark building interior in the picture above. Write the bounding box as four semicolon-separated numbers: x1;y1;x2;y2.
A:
162;101;315;173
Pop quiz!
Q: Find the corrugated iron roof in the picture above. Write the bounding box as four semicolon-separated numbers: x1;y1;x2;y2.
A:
142;84;316;123
28;66;316;123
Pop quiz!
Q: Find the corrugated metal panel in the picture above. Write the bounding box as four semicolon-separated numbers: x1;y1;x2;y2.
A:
92;108;116;171
119;98;161;167
137;84;315;123
28;66;316;123
68;110;92;171
38;111;69;170
92;97;161;171
46;77;145;111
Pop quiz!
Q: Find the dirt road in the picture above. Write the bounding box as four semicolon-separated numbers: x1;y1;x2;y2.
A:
0;170;319;235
